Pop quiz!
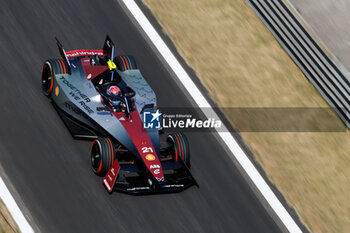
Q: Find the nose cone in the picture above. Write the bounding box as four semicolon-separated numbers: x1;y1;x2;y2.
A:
148;161;164;182
111;110;164;183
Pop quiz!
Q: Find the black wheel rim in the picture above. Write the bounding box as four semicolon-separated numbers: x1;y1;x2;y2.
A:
42;76;52;93
91;142;102;172
42;63;52;94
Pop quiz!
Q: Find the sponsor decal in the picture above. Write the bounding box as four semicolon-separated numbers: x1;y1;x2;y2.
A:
162;184;184;188
163;118;221;128
141;147;153;153
143;109;161;129
107;59;117;70
103;159;120;193
150;164;160;169
145;154;155;161
66;50;103;58
78;101;94;114
55;87;59;96
154;169;160;175
59;76;94;114
127;187;150;191
103;179;111;191
65;102;89;119
61;78;91;102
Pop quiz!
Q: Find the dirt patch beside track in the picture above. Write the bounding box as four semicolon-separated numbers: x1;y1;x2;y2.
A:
142;0;350;232
0;199;20;233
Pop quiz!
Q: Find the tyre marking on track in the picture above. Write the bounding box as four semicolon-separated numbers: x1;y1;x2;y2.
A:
0;177;34;233
122;1;303;232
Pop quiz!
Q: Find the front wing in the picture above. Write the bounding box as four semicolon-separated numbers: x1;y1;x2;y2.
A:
103;160;198;195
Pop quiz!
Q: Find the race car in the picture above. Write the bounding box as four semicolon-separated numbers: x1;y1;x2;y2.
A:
41;36;197;194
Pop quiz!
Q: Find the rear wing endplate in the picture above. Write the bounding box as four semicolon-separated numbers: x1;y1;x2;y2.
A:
102;35;115;59
55;37;72;74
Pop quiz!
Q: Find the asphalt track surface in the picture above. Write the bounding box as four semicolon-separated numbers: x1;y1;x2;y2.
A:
0;0;284;232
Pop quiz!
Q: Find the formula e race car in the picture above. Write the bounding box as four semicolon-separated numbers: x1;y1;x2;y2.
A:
41;36;197;194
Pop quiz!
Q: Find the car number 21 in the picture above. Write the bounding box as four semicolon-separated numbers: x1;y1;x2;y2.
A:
141;147;153;153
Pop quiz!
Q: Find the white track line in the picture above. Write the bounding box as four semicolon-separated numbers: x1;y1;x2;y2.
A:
122;1;303;232
0;177;34;233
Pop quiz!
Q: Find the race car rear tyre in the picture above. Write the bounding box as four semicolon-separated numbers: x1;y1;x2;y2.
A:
41;61;55;97
114;55;137;71
167;133;191;168
91;138;116;176
41;59;68;97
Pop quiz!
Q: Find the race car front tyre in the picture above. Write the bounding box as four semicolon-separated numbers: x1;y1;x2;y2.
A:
167;133;191;168
91;138;116;176
114;55;137;71
41;59;68;97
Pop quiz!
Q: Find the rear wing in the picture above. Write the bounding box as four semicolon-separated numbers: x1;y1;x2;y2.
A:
55;35;115;65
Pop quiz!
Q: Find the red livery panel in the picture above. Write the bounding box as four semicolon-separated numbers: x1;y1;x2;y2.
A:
103;160;120;193
112;111;165;181
80;58;108;80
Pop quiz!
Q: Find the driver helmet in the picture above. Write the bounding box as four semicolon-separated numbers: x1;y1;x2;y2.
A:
107;86;121;106
107;86;121;97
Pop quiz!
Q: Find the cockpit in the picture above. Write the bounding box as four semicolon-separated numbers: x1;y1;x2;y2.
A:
86;55;136;118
